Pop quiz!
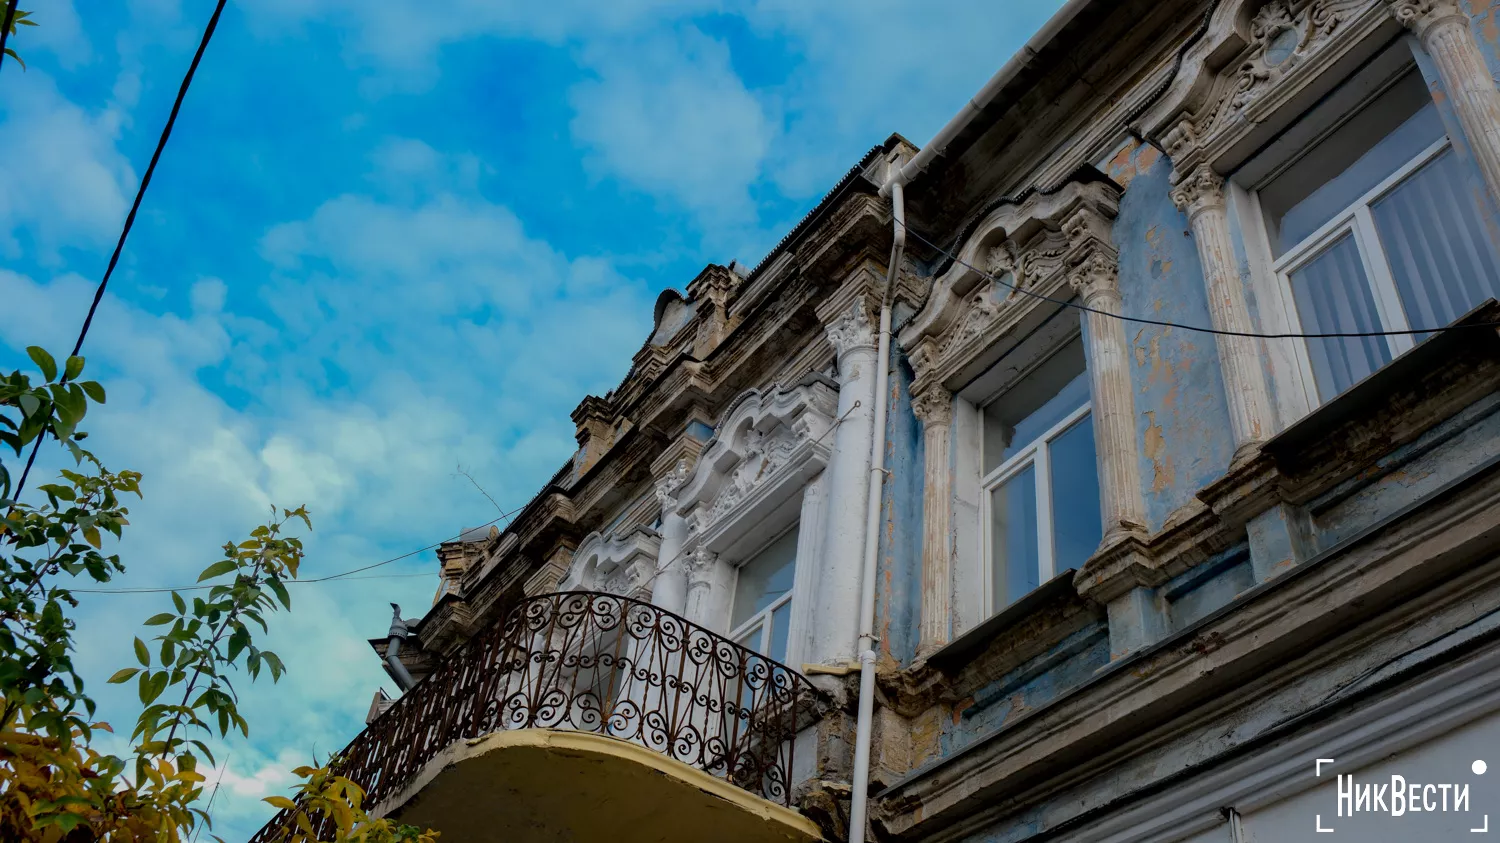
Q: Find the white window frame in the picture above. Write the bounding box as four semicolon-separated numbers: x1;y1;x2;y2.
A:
978;399;1093;617
726;522;798;661
1255;132;1451;406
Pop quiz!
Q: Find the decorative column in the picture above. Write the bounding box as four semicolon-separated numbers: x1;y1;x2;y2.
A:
650;460;691;615
1064;208;1168;661
684;546;733;634
912;386;953;659
1063;212;1149;542
812;295;878;666
1170;164;1275;461
1391;0;1500;204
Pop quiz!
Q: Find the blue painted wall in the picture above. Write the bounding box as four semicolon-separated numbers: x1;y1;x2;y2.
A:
1112;144;1237;530
877;347;925;667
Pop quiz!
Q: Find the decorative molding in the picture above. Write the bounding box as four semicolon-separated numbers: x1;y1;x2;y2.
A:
1066;251;1122;306
1155;0;1376;172
1167;164;1226;221
654;458;691;513
1387;0;1467;38
559;527;661;598
912;386;954;428
676;378;840;550
897;178;1123;393
824;295;877;358
686;546;718;586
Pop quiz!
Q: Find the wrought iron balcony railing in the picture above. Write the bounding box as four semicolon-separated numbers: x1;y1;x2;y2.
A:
252;591;822;840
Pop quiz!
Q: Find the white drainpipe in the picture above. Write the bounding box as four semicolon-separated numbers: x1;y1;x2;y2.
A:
848;177;903;841
385;603;417;692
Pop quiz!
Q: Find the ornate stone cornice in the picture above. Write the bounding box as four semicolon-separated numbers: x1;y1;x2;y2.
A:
1387;0;1467;37
911;386;953;428
824;295;877;358
1168;164;1226;220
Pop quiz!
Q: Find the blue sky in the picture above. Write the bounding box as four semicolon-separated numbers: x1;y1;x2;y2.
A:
0;1;1062;837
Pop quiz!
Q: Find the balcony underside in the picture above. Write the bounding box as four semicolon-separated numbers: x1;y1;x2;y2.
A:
374;728;823;843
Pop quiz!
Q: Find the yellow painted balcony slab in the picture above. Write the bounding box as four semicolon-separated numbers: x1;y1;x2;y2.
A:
376;729;823;843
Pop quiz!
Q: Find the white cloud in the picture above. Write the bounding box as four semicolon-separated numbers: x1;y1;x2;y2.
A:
0;73;135;260
569;26;775;224
0;135;657;839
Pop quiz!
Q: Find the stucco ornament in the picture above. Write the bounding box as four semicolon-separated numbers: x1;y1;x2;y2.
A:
824;298;877;357
1067;251;1121;303
911;386;954;427
1387;0;1466;36
1168;164;1228;219
1162;0;1367;162
685;546;718;584
560;528;662;597
654;458;690;512
675;378;839;547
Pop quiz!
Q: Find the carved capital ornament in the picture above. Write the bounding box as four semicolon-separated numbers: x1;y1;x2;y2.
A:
824;296;877;358
911;387;954;428
1169;164;1227;219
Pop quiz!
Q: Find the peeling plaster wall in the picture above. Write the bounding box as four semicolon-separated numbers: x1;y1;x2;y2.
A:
876;349;924;667
940;623;1111;759
1111;144;1237;530
1313;393;1500;549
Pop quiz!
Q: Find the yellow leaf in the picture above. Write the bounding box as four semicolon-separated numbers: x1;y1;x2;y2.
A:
264;796;298;810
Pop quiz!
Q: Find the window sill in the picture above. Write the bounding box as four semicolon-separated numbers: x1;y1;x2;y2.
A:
923;568;1085;675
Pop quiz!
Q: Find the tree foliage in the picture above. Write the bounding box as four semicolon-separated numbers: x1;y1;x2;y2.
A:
0;348;436;840
2;8;36;71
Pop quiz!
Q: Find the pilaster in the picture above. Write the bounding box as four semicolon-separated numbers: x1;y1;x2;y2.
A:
1170;164;1275;461
1063;208;1148;544
1388;0;1500;206
912;386;954;659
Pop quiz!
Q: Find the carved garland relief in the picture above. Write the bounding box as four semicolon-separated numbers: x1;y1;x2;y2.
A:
1162;0;1370;163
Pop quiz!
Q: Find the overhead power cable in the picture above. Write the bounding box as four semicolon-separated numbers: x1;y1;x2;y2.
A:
73;502;524;596
9;0;228;505
898;218;1500;340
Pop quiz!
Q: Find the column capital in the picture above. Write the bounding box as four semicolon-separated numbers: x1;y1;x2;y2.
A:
1066;250;1121;305
824;295;877;359
654;458;690;512
1169;163;1226;220
686;546;718;585
1387;0;1467;38
911;386;953;428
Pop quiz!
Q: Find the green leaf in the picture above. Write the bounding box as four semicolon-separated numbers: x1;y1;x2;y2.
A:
197;559;238;582
63;355;85;382
134;637;150;667
266;577;292;611
26;346;56;381
80;381;106;403
107;667;140;684
17;392;40;419
143;671;169;704
143;613;175;626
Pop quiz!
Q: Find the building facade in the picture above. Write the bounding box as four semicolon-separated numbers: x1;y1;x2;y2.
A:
257;0;1500;840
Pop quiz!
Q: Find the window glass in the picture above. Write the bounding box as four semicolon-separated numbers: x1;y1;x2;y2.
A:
1290;232;1392;399
731;526;798;631
1372;147;1500;335
982;337;1089;473
990;465;1039;609
1260;70;1444;256
1049;415;1103;573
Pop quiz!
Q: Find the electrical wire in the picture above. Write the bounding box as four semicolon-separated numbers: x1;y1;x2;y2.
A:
9;0;228;506
71;502;525;596
898;218;1500;340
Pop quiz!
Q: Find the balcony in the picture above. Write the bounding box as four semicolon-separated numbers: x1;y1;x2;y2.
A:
252;591;825;842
